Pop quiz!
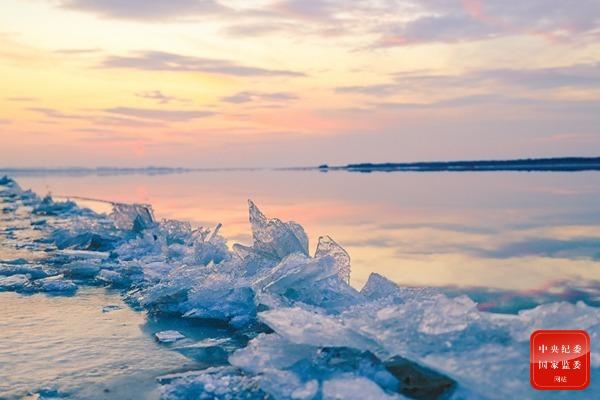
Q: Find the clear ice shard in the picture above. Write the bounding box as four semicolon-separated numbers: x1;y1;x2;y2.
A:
315;235;351;284
248;200;309;259
360;272;441;303
155;330;186;343
110;203;156;232
258;307;381;353
254;253;338;294
229;333;315;375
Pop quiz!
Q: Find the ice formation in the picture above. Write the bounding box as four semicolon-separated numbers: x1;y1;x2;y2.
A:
155;330;187;343
1;175;599;400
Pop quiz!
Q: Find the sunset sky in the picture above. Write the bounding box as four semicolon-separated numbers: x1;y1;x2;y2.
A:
1;0;599;167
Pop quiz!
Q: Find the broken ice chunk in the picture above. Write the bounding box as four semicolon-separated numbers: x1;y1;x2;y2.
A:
110;203;156;232
175;338;236;364
295;276;363;312
51;229;119;252
248;200;309;259
254;253;338;295
158;366;267;400
0;175;13;185
96;269;129;288
139;260;175;282
33;195;77;216
252;252;361;311
258;307;381;354
32;275;77;294
0;178;24;198
184;274;256;326
25;386;70;400
360;273;440;303
56;249;110;259
258;369;318;400
191;232;230;265
229;333;315;375
61;260;101;279
287;221;309;254
113;231;167;260
360;273;403;301
0;263;48;280
322;376;405;400
307;347;402;394
155;330;186;343
159;219;193;244
232;243;279;276
418;295;478;335
1;258;28;265
315;235;351;284
137;263;209;312
513;301;600;342
0;274;30;291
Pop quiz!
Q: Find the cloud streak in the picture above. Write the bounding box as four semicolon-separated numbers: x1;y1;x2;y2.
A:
370;95;600;112
55;0;600;49
104;107;215;122
374;0;600;47
100;51;305;77
135;90;189;105
28;106;210;125
53;48;101;55
58;0;227;21
221;91;298;104
474;237;600;260
337;63;600;96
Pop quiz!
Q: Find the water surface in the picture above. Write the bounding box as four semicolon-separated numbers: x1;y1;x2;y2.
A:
0;288;201;399
12;169;600;310
3;169;600;398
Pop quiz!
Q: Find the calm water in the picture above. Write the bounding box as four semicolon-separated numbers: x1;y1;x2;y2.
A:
12;170;600;300
3;170;600;398
0;288;202;399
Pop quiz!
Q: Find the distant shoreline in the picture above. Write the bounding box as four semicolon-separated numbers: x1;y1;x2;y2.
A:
2;157;600;176
321;157;600;173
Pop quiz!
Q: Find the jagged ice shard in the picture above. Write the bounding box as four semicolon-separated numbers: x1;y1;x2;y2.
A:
1;175;599;400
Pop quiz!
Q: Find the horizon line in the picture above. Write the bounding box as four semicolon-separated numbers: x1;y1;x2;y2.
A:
1;155;600;172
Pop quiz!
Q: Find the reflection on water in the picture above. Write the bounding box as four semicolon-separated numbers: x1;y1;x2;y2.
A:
13;170;600;310
3;170;600;399
0;288;198;399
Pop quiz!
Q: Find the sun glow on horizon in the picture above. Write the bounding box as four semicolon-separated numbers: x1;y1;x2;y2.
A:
1;0;599;167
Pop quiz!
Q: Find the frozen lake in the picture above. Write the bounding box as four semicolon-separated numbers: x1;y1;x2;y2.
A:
2;170;600;399
13;169;600;310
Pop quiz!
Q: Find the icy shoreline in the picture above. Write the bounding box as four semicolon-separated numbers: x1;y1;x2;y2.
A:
1;175;599;400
